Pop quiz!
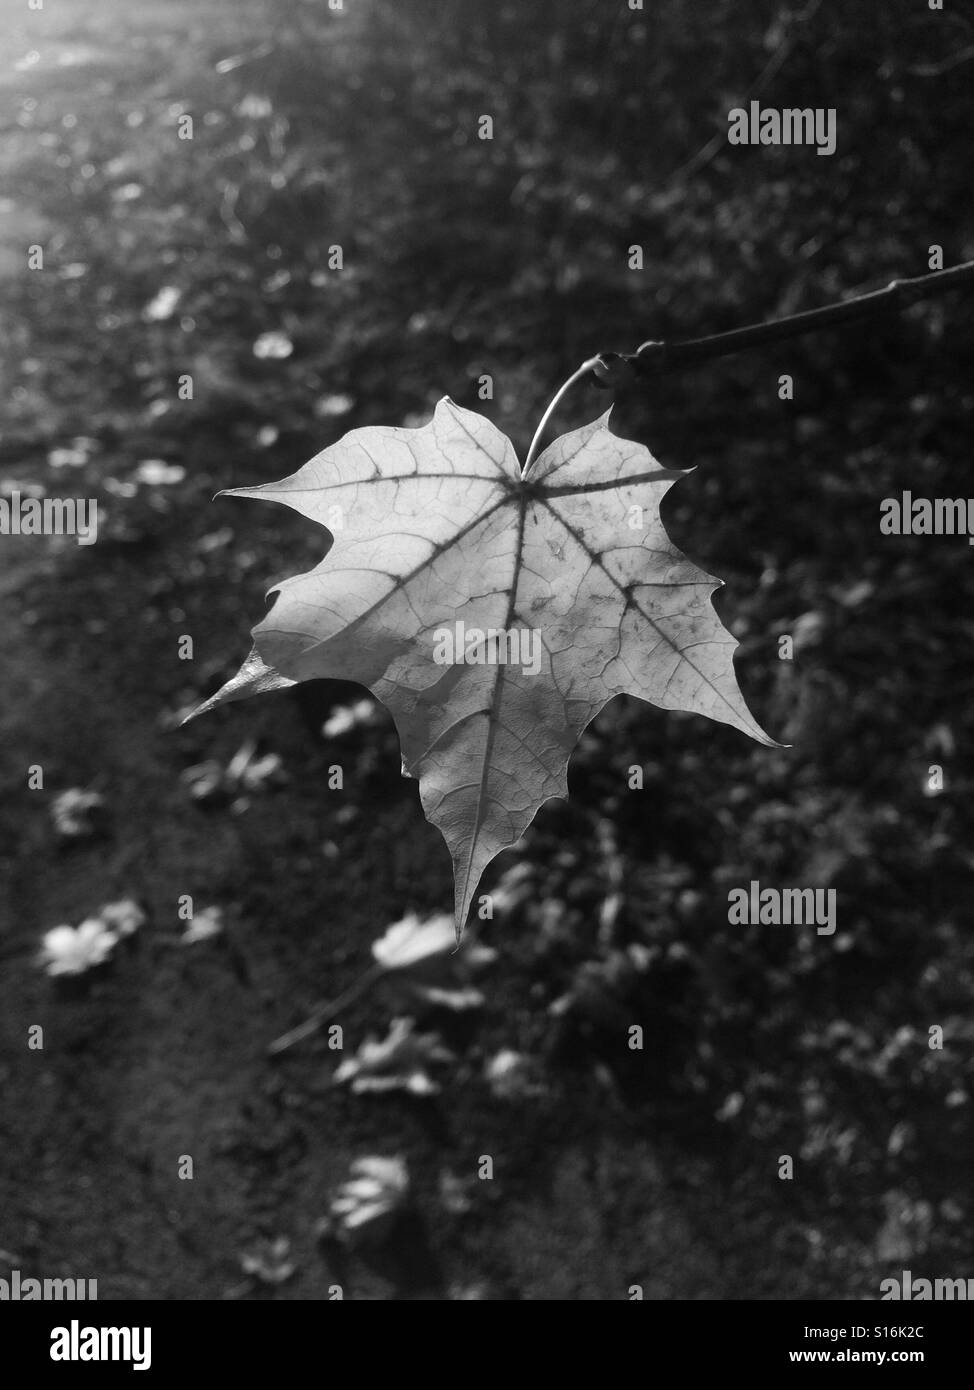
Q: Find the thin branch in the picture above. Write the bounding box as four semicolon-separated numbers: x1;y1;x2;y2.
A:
666;0;824;188
589;260;974;388
908;44;974;77
267;961;384;1056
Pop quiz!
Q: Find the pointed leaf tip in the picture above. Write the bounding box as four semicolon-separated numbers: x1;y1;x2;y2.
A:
180;646;296;725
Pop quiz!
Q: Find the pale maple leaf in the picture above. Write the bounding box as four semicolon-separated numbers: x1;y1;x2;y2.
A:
189;400;778;938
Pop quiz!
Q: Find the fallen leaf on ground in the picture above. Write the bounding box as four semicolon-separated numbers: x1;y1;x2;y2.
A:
334;1017;454;1096
327;1156;410;1246
40;920;117;976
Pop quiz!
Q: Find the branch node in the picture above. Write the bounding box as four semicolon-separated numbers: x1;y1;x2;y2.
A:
591;353;639;390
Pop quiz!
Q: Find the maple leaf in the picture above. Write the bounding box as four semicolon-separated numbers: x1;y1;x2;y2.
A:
189;399;778;938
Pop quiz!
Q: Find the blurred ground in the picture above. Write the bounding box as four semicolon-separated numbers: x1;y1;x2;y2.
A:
0;0;972;1299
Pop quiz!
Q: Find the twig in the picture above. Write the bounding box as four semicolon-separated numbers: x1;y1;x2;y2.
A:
267;962;384;1056
666;0;824;187
219;181;247;245
588;260;974;389
907;44;974;77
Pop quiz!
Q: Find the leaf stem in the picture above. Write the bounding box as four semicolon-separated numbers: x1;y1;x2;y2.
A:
524;357;603;473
